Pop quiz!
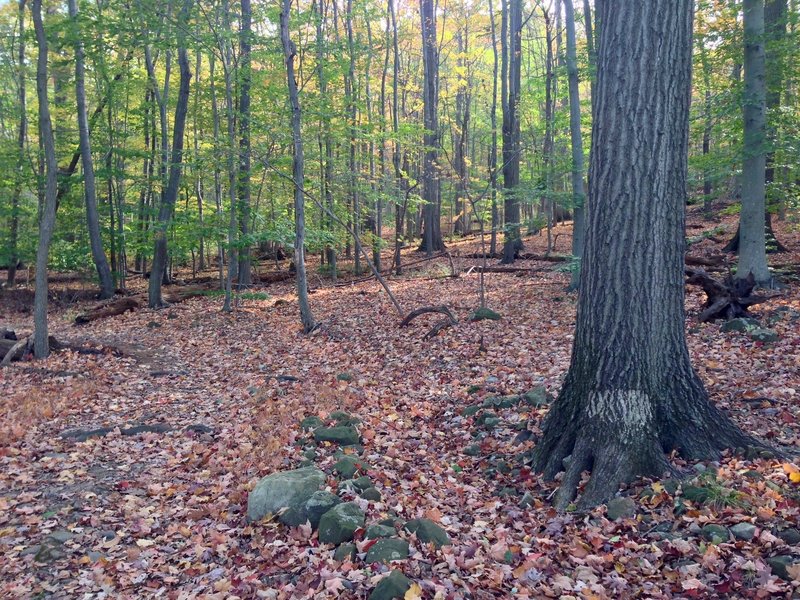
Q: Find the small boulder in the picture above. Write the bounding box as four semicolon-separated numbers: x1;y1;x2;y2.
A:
606;497;636;521
353;476;372;491
750;328;779;343
463;444;480;456
369;570;412;600
365;538;410;564
303;491;341;529
330;410;361;425
720;318;759;333
361;487;382;502
730;522;757;541
469;307;501;321
522;386;553;407
333;542;356;562
300;416;324;430
776;528;800;546
246;467;325;523
701;524;729;544
318;502;365;544
314;426;360;446
366;524;396;539
333;455;368;479
404;518;451;548
767;555;800;580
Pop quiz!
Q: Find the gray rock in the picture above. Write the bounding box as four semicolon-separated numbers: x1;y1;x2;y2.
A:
469;307;501;321
519;492;535;508
720;318;759;333
767;555;800;580
750;328;779;343
361;487;382;502
366;524;396;539
314;426;360;446
730;522;757;541
522;386;553;407
246;466;325;523
333;455;368;479
462;405;481;417
47;530;76;543
365;538;410;564
318;502;365;544
606;497;636;521
776;528;800;546
403;518;451;548
333;543;356;562
701;524;730;544
353;476;372;491
463;444;480;456
369;570;412;600
302;448;317;461
300;416;324;431
303;491;341;529
330;410;360;425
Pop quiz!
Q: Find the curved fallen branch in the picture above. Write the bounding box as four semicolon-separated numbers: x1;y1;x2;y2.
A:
400;305;458;339
685;267;769;322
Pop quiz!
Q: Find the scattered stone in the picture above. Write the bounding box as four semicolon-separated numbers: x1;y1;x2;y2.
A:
314;426;360;446
47;530;76;544
300;416;324;431
519;492;535;508
522;386;553;407
750;328;779;343
466;384;482;394
369;570;412;600
98;530;116;541
352;476;372;491
185;423;214;435
743;470;764;480
681;485;710;504
361;487;382;502
330;410;361;425
701;524;729;544
767;555;800;580
333;543;356;562
333;455;368;479
404;518;451;548
365;538;410;563
462;405;481;417
303;491;341;529
336;372;354;382
303;448;317;461
730;522;757;541
720;317;759;333
463;444;480;456
776;528;800;546
318;502;365;544
246;466;325;523
366;524;396;539
606;497;636;521
469;307;501;321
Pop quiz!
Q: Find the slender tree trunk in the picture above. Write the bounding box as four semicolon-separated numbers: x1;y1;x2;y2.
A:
489;0;499;256
542;7;555;253
237;0;252;286
281;0;316;333
210;54;225;288
737;0;771;284
31;0;58;358
148;0;193;307
193;49;206;271
7;0;26;288
345;0;362;273
700;45;714;218
69;0;114;299
390;0;404;274
531;0;756;510
222;0;239;312
564;0;585;291
582;0;596;118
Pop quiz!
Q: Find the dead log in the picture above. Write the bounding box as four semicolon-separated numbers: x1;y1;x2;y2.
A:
75;297;139;324
518;253;572;262
0;336;32;365
256;271;294;284
163;285;213;303
685;267;769;322
685;254;729;269
401;305;458;339
0;339;18;360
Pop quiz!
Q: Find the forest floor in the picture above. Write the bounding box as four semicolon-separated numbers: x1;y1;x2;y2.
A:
2;208;800;599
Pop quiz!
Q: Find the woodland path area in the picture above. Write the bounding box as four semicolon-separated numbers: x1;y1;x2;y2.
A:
2;213;800;598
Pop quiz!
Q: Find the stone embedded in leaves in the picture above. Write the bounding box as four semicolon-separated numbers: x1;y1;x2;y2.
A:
776;528;800;545
720;317;759;333
522;386;553;407
605;497;636;521
318;502;365;544
750;328;779;343
730;522;757;541
366;523;396;539
300;416;324;431
463;444;480;456
681;485;711;504
330;410;361;425
701;524;730;544
468;307;501;321
365;538;410;563
333;455;368;479
403;518;451;548
767;555;800;580
303;490;341;529
369;570;412;600
352;475;372;491
333;542;356;562
246;466;325;523
314;425;360;446
361;487;382;501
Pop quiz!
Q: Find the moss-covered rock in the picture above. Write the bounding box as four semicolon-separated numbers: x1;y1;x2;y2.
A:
314;426;360;446
369;570;412;600
246;467;325;523
469;307;501;321
318;502;365;544
403;518;451;548
365;538;409;563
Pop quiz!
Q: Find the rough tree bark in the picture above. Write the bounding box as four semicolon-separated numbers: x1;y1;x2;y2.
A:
737;0;772;285
281;0;316;333
418;0;445;255
69;0;115;299
237;0;253;287
531;0;758;509
7;0;26;288
31;0;58;358
488;0;499;256
147;0;192;308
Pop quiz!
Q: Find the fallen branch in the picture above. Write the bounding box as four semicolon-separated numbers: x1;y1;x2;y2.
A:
75;297;139;324
685;267;770;322
400;305;458;328
424;318;456;340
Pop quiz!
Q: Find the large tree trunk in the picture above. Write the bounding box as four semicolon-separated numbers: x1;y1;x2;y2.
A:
564;0;585;291
488;0;499;256
737;0;771;284
148;0;193;308
7;0;26;288
281;0;316;333
69;0;114;299
418;0;445;255
31;0;58;359
531;0;756;510
500;0;523;264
